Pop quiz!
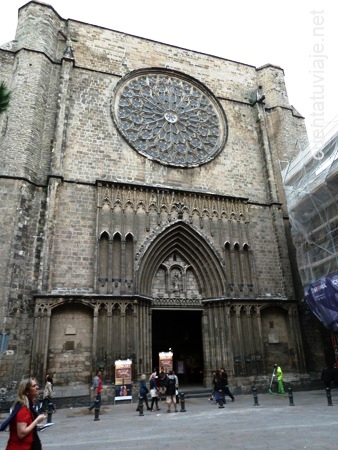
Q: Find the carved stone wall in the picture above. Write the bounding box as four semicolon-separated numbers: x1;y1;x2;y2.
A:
96;183;256;299
0;2;325;390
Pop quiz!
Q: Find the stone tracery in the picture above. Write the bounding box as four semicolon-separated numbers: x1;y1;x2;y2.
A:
112;70;227;167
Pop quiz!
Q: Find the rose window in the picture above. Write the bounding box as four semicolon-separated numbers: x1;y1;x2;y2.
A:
112;70;227;167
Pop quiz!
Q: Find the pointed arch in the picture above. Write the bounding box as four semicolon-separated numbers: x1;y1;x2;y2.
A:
136;222;226;298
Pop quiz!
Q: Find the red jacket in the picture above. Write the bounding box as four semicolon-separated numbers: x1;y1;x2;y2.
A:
6;406;35;450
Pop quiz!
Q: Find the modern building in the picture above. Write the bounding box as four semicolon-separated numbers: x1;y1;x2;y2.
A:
0;1;325;395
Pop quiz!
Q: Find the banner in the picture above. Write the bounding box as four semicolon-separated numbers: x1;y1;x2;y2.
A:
159;351;173;372
114;383;132;399
115;359;132;401
304;272;338;332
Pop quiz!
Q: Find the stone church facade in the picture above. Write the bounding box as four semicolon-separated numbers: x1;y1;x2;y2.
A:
0;2;324;392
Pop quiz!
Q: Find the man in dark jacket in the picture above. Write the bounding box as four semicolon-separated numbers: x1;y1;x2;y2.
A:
220;367;235;401
332;364;338;390
321;364;333;389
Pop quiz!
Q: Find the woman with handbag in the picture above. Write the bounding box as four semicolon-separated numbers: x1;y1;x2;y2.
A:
4;377;46;449
149;373;160;411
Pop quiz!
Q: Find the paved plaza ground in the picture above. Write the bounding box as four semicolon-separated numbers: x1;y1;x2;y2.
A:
1;389;338;449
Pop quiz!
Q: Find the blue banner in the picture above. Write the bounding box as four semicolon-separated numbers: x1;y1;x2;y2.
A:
304;273;338;332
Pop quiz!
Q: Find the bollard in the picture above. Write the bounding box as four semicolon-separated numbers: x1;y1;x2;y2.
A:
179;392;186;412
94;398;100;421
288;388;295;406
252;387;259;406
138;395;144;416
326;387;333;406
47;402;54;423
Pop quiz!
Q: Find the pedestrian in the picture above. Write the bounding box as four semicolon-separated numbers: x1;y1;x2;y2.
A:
209;370;216;402
212;369;225;408
88;370;102;411
332;365;338;390
321;364;333;389
220;367;235;401
274;364;285;394
137;374;151;411
41;374;55;413
148;367;158;382
172;370;179;404
2;377;46;449
149;372;160;411
165;370;178;412
157;366;167;401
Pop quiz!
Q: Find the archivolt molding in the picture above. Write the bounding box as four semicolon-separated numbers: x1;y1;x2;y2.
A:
152;297;203;308
136;221;227;298
34;298;93;318
202;299;297;314
34;296;147;315
135;219;224;265
259;302;291;314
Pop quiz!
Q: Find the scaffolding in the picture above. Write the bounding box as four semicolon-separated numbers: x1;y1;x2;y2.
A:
282;118;338;332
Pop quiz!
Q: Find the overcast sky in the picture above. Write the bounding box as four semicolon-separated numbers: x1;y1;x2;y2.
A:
1;0;337;148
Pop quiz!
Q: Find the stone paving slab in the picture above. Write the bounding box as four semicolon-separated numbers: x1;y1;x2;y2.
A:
1;390;337;449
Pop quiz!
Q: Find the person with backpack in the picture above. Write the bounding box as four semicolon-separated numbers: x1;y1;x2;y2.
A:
165;370;178;413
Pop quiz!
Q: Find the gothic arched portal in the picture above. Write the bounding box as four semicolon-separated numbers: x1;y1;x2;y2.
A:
135;220;227;384
136;221;227;298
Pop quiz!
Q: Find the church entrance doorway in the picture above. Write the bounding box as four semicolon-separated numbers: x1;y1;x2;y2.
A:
152;309;204;386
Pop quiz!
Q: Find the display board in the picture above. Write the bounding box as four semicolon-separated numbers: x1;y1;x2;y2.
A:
159;351;173;372
114;359;133;402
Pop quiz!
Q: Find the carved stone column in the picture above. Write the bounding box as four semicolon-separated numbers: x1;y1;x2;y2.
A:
288;305;306;371
43;308;52;376
236;306;244;371
121;240;126;293
107;307;112;356
201;309;211;385
92;305;99;364
256;308;265;373
121;309;126;356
